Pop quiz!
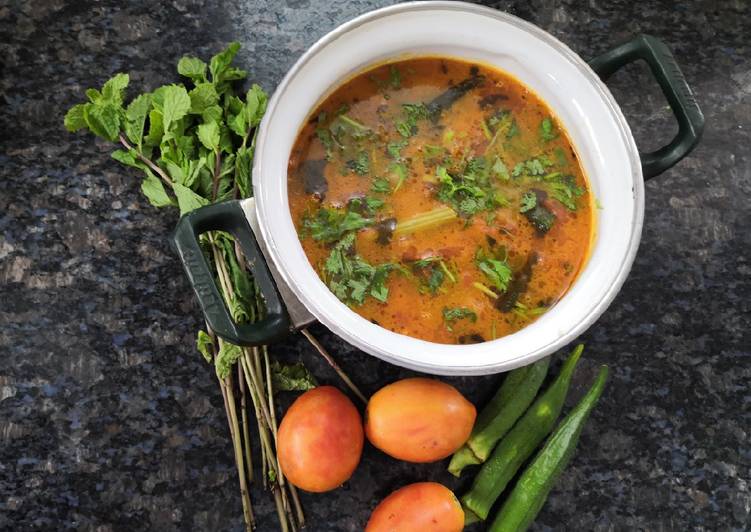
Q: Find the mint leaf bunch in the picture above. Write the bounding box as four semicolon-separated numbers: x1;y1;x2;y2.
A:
64;42;267;215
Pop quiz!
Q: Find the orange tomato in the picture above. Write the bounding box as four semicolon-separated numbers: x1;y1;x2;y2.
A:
365;378;476;463
278;386;363;492
365;482;464;532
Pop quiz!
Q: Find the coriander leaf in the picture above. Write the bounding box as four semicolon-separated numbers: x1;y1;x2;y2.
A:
125;93;152;148
491;156;509;180
159;85;191;132
346;151;370;175
83;103;121;141
389;65;401;89
64;104;87;132
387;139;408;159
477;255;512;292
197;121;220;150
540;117;558;141
520;191;537;213
323;233;399;306
371;177;391;194
365;197;384;211
141;169;174;207
271;361;318;392
196;330;213;363
442;307;477;330
173;181;209;215
189;82;219;114
178;56;208;83
303;207;373;243
101;73;129;105
521;190;556;233
547;175;584;210
396;103;431;138
215;341;242;379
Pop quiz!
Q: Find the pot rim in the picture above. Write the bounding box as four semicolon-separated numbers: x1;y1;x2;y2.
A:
252;1;644;375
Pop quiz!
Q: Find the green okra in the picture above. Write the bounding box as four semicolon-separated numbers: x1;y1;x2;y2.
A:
448;357;550;477
461;344;584;520
489;365;609;532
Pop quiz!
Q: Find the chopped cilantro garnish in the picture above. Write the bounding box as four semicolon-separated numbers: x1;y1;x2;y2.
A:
540;117;558;141
323;233;400;306
389;65;401;89
410;256;454;295
442;307;478;330
476;247;513;293
435;157;508;217
387;139;408;159
520;191;537;213
371;177;391;194
346;151;370;175
395;103;431;138
303;207;373;243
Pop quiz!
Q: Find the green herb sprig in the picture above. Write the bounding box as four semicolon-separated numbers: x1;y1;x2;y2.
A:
64;43;365;532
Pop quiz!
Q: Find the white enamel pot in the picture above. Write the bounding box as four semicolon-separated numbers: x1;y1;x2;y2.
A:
173;2;703;376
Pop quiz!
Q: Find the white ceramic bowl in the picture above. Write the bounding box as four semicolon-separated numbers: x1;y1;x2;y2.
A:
175;1;703;375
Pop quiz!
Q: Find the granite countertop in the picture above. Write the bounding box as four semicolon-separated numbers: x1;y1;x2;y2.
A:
1;0;749;530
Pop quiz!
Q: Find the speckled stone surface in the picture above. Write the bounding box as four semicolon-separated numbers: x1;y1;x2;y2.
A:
1;0;749;530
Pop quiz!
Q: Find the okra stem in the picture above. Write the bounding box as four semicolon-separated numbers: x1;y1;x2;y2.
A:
461;345;584;520
489;366;609;532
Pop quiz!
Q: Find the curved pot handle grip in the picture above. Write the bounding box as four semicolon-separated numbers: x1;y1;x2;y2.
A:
589;34;704;180
172;200;291;346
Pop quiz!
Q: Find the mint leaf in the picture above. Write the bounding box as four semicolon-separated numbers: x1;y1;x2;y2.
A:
189;83;219;114
124;93;152;148
141;169;174;207
159;85;191;132
244;84;267;127
197;121;220;150
202;104;222;124
178;56;207;83
173;181;209;214
111;148;143;169
215;341;242;379
86;88;102;103
144;109;164;147
209;42;244;83
271;361;318;392
64;104;87;132
83;103;121;141
196;330;213;363
101;73;129;105
235;147;252;198
228;111;247;138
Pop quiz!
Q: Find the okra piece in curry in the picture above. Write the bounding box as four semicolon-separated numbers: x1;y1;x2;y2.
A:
288;57;593;344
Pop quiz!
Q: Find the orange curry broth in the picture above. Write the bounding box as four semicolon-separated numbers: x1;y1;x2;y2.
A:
287;57;593;344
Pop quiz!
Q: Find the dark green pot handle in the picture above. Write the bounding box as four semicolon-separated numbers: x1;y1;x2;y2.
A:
589;34;704;179
172;200;291;346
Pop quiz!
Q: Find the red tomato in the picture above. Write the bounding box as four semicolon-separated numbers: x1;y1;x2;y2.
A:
366;482;464;532
278;386;363;492
365;378;476;463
